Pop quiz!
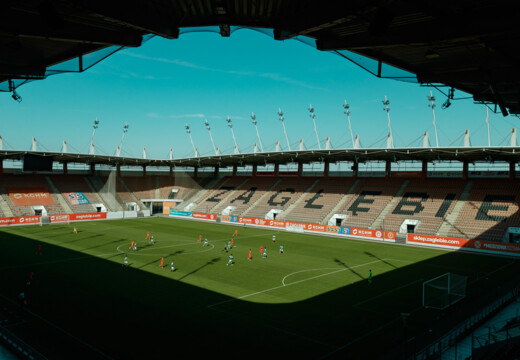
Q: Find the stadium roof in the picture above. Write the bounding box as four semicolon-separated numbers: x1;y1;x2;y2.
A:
2;147;520;168
1;1;520;115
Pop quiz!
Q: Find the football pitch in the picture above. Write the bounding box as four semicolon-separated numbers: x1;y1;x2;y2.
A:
0;217;518;359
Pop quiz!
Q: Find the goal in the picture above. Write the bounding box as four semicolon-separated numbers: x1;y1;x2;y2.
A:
422;273;467;309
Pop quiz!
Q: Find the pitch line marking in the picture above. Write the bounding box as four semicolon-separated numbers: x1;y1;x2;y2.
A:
282;268;351;286
208;258;385;308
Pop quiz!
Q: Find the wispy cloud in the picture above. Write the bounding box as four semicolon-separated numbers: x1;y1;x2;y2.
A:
146;113;161;118
169;114;206;119
122;52;327;90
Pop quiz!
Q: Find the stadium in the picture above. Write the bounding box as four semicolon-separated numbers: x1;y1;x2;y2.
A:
2;1;520;359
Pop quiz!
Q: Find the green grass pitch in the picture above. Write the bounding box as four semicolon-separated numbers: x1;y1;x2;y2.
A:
0;217;518;359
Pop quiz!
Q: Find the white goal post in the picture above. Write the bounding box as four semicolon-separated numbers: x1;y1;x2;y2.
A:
423;272;467;310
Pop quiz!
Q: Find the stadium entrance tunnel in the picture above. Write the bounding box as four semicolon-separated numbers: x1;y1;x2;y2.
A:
504;227;520;243
400;219;420;234
328;214;348;226
31;205;46;217
266;209;283;220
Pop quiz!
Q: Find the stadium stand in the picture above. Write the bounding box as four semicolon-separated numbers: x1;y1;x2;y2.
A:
448;179;520;241
192;176;249;213
209;177;277;216
50;175;97;213
283;177;356;224
0;175;66;216
337;178;404;230
246;177;318;220
380;178;466;235
1;172;520;243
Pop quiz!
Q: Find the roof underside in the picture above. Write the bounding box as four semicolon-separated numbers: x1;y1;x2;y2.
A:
1;148;519;168
1;1;520;115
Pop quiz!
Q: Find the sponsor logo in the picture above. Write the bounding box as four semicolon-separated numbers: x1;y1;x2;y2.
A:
352;229;358;235
255;219;259;224
376;231;382;238
20;217;25;223
474;240;481;249
386;232;395;239
269;220;273;226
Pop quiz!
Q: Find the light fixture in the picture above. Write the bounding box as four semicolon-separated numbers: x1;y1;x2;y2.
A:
11;90;22;102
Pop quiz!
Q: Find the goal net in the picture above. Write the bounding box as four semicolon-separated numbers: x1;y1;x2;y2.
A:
423;273;467;310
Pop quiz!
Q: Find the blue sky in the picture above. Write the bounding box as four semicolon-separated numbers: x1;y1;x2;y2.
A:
1;28;518;160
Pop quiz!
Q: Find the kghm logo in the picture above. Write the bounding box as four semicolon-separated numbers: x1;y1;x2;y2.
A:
376;231;382;238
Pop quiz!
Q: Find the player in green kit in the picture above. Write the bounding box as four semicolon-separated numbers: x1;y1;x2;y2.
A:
227;254;234;266
368;269;373;284
279;245;284;254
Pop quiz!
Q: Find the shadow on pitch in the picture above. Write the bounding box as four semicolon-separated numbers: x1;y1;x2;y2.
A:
178;257;221;281
334;258;365;280
364;251;397;269
137;250;185;269
81;238;127;251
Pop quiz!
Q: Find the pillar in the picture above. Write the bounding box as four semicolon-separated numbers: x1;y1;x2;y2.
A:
385;160;391;179
252;164;257;177
298;162;303;177
214;166;219;178
169;165;173;177
274;163;279;177
90;163;96;176
142;165;146;177
63;162;68;176
193;166;198;179
352;161;358;179
0;159;3;175
510;161;516;180
421;160;428;180
323;160;329;178
232;165;237;177
462;161;468;180
117;164;121;177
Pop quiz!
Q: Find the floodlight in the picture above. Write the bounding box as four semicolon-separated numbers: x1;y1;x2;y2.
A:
11;91;22;102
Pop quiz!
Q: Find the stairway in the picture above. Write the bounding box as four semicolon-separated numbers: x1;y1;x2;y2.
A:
208;178;250;213
277;178;321;220
241;178;283;217
321;179;360;224
437;180;474;236
86;176;123;211
118;177;145;209
184;177;230;211
45;176;73;213
371;179;410;229
0;195;13;217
